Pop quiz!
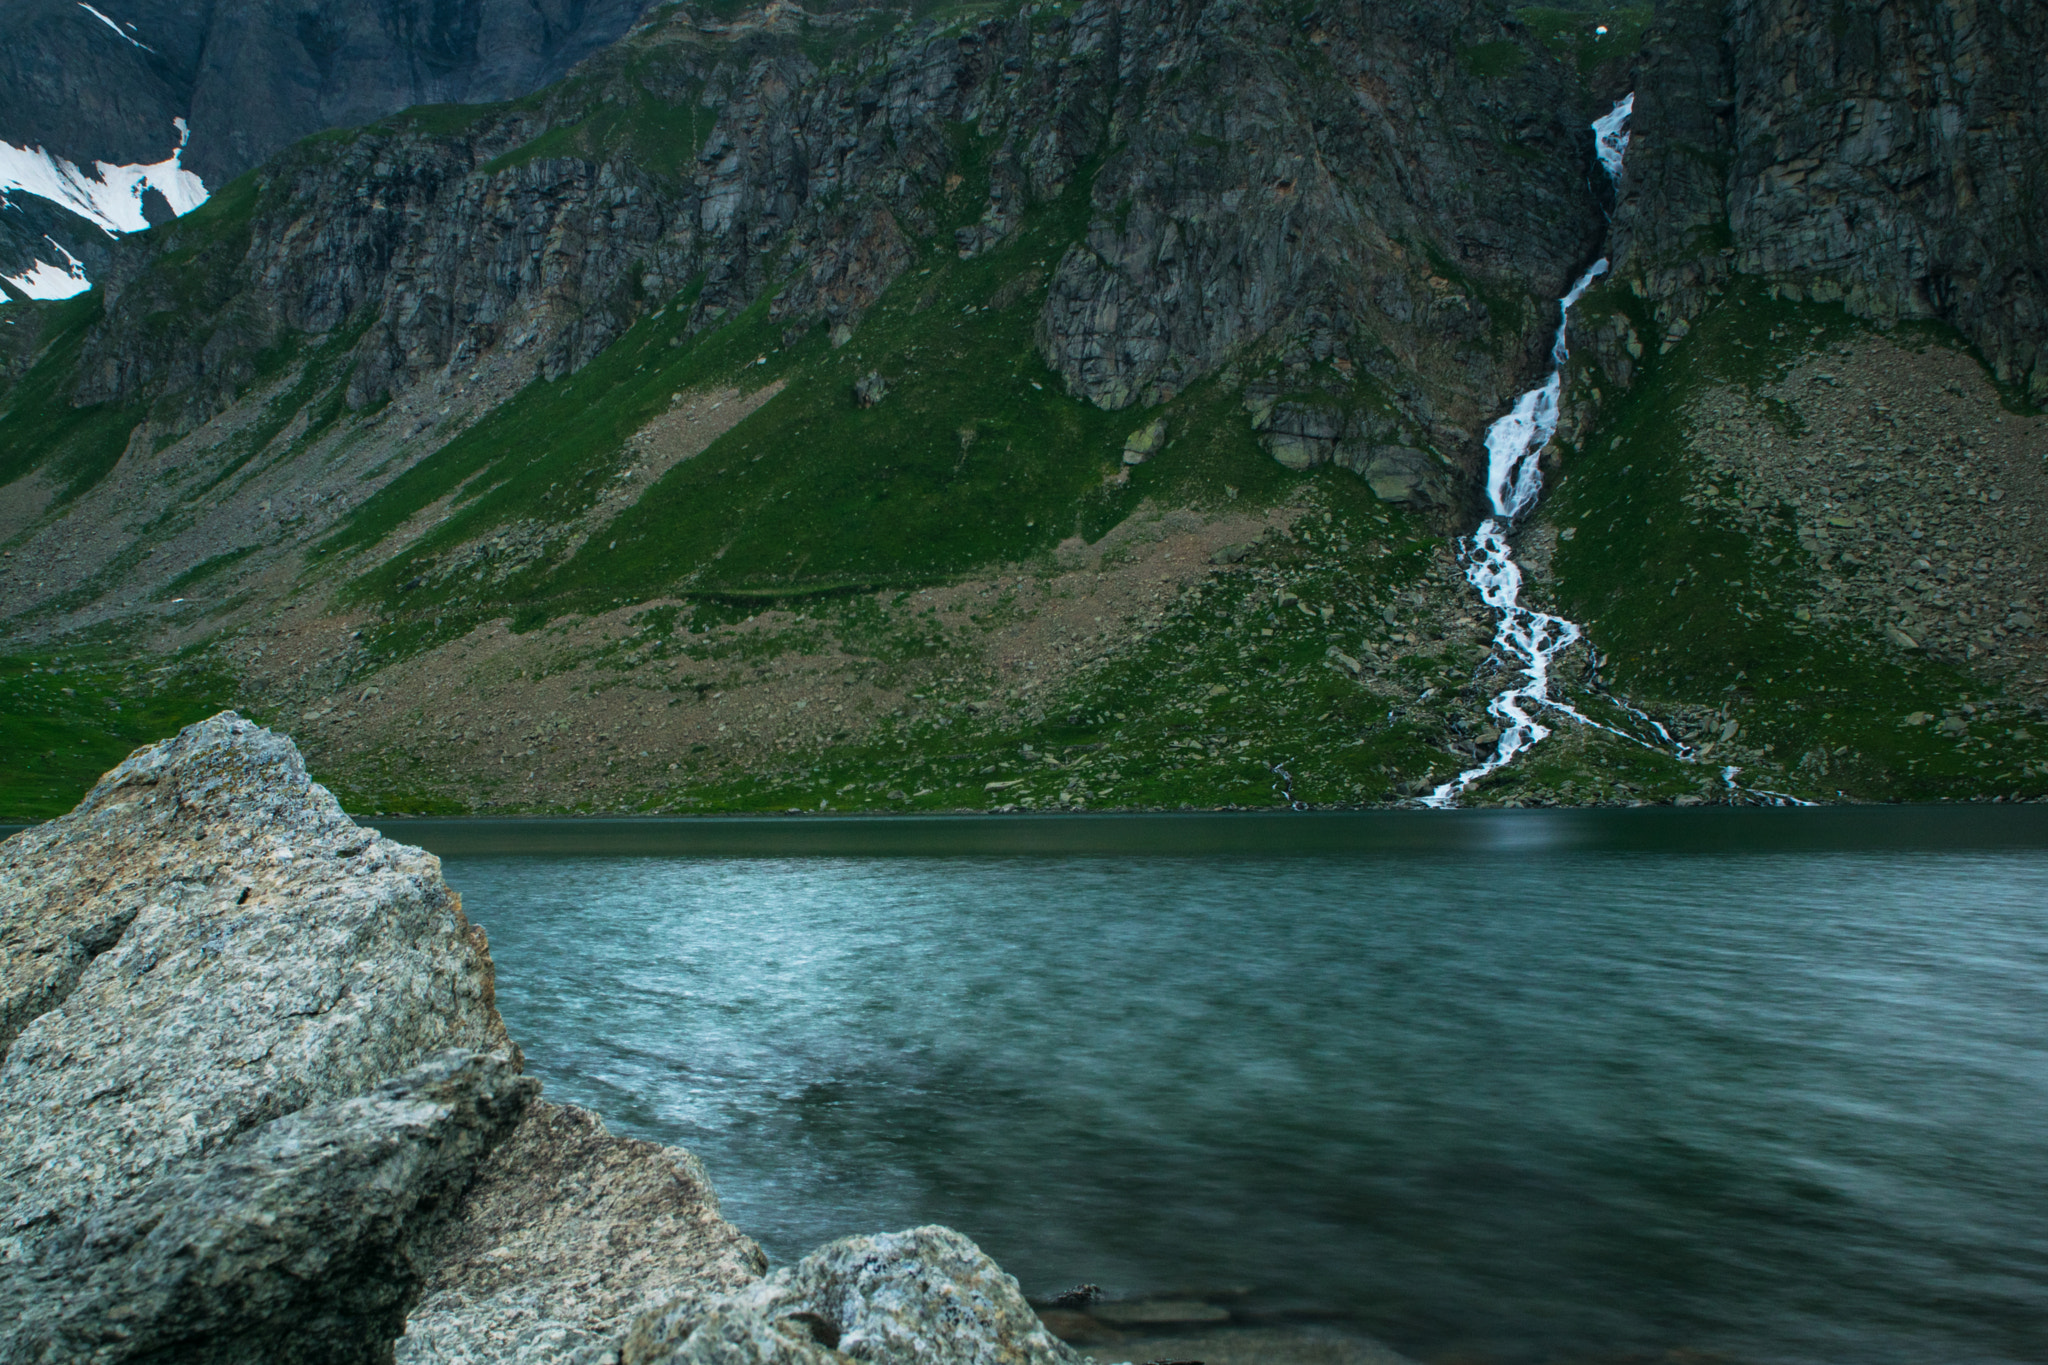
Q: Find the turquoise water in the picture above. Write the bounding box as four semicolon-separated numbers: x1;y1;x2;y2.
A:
436;815;2048;1365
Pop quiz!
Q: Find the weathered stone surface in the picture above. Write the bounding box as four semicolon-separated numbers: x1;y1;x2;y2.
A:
1;1049;535;1365
397;1099;768;1365
0;711;509;1242
1607;0;2048;399
0;713;1086;1365
1248;395;1451;507
623;1226;1079;1365
1120;417;1166;465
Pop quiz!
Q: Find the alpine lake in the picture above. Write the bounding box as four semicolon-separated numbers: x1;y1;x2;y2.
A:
381;808;2048;1365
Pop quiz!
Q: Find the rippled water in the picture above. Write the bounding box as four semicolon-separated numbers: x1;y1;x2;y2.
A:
441;818;2048;1365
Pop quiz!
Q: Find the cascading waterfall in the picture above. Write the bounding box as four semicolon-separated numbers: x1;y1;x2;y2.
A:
1421;94;1670;809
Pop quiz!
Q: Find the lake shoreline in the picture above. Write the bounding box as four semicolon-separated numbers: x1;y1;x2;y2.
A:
11;802;2048;857
357;804;2048;858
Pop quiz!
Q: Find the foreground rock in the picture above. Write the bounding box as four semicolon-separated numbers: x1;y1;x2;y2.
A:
0;712;510;1234
4;1051;534;1364
398;1104;768;1364
0;713;1080;1364
621;1227;1076;1365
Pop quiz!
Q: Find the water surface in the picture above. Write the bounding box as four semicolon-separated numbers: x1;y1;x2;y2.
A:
440;813;2048;1365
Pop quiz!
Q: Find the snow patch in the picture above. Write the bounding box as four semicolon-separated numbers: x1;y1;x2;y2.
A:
0;120;209;237
0;119;209;301
4;238;92;300
78;2;155;51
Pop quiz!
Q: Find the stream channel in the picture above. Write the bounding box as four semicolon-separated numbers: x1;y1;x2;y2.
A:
407;808;2048;1365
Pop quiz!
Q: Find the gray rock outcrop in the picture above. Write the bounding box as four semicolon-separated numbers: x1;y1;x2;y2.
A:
68;0;1611;476
0;712;1092;1364
1606;0;2048;399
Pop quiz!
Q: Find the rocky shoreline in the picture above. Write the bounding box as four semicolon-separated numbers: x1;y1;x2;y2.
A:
0;713;1081;1365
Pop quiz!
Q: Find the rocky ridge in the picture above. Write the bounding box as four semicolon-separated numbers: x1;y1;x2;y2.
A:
4;0;2048;815
0;713;1084;1363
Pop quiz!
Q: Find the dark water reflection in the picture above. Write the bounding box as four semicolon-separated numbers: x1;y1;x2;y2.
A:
434;814;2048;1365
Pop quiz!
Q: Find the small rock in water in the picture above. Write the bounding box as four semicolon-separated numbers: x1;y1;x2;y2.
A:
1052;1283;1105;1308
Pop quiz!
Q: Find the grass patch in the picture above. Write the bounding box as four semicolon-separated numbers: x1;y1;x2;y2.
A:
324;142;1305;664
1547;279;2048;801
0;295;146;505
1458;40;1528;80
0;652;250;821
1516;5;1654;79
155;545;260;599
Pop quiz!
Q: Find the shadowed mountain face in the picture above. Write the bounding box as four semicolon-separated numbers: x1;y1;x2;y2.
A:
0;0;652;186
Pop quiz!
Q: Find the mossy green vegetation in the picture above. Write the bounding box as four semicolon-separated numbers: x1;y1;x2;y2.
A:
1547;281;2048;802
321;477;1506;816
1516;5;1654;79
326;151;1296;666
0;296;147;505
1458;40;1529;81
0;652;249;820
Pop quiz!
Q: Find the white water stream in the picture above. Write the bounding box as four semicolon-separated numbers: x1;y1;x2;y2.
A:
1421;94;1678;808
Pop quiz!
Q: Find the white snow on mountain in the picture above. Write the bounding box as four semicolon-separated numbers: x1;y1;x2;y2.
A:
0;118;209;302
78;2;155;51
4;238;93;300
0;118;208;237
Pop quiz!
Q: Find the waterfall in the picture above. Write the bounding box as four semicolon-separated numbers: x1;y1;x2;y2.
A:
1419;96;1645;809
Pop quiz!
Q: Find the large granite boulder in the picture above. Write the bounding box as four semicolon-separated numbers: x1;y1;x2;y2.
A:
396;1102;769;1364
0;712;1083;1365
3;1050;536;1365
0;711;511;1231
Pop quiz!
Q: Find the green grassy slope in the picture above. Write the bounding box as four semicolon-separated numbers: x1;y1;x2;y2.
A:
0;652;251;820
1546;281;2048;802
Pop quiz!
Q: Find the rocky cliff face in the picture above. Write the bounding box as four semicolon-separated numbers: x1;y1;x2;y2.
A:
1605;0;2048;399
71;0;1610;467
0;713;1092;1361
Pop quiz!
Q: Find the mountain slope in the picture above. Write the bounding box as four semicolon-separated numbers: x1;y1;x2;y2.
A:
1;0;2044;819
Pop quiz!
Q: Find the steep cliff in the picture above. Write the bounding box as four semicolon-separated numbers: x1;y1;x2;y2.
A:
0;0;653;286
1603;0;2048;399
0;0;654;186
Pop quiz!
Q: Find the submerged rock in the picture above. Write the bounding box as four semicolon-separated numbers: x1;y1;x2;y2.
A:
0;713;1085;1364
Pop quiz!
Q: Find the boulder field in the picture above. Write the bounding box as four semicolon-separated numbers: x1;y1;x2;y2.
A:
0;711;1077;1365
